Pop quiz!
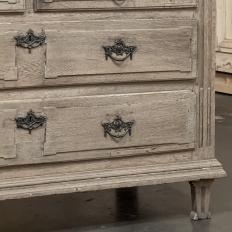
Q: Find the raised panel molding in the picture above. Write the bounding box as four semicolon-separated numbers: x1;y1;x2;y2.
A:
0;0;25;12
34;0;197;12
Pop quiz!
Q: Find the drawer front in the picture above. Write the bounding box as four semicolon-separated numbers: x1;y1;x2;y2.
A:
0;0;25;12
0;90;196;166
45;22;195;79
34;0;198;12
0;19;197;88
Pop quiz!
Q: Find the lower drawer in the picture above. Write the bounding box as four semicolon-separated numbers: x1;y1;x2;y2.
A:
0;89;196;166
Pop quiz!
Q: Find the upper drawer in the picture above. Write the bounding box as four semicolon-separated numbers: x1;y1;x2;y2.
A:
0;19;197;88
34;0;198;12
0;0;25;12
45;22;196;79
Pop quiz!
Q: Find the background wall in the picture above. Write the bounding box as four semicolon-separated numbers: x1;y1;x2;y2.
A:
215;0;232;94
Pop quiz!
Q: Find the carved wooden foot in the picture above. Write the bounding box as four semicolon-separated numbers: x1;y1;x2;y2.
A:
189;179;214;220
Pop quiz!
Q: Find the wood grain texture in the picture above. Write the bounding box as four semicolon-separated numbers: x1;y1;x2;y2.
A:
193;0;216;161
0;109;17;159
34;0;197;12
0;0;25;12
0;0;227;210
43;91;196;156
190;179;214;220
0;159;226;200
15;45;45;87
45;24;195;79
0;19;197;88
0;89;196;166
0;31;17;81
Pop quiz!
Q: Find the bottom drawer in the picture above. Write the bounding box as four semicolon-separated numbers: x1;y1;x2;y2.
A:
0;90;196;166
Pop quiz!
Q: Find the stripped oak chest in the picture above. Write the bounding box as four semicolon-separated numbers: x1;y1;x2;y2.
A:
0;0;226;220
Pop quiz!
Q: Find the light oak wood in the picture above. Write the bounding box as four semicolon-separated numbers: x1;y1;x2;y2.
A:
34;0;197;12
0;0;25;12
0;19;197;88
0;89;196;165
0;0;227;221
190;179;214;220
45;21;196;79
0;159;226;201
0;31;17;81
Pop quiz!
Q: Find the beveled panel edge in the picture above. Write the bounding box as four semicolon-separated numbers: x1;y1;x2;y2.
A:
0;0;25;12
34;0;198;12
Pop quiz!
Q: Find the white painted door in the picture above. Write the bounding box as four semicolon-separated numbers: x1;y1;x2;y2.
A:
215;0;232;94
216;0;232;73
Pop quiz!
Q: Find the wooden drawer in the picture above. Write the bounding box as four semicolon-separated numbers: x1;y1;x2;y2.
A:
0;88;196;166
0;0;25;12
34;0;198;12
0;19;197;88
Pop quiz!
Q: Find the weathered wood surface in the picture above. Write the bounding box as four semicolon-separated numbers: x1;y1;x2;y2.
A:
0;89;196;166
43;91;196;155
0;19;197;88
190;179;214;220
0;110;17;159
34;0;197;12
0;0;25;12
45;23;195;79
0;31;17;81
0;159;226;200
0;0;227;217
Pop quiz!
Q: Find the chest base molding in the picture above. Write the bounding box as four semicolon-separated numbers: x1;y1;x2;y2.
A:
0;159;226;201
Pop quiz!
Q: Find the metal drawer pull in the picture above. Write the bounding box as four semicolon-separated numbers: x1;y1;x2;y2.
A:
15;109;47;134
102;114;134;138
103;39;136;62
14;29;46;53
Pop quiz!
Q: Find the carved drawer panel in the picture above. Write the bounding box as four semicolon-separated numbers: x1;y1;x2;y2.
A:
45;21;196;79
0;89;196;166
34;0;197;12
0;19;197;88
0;0;25;12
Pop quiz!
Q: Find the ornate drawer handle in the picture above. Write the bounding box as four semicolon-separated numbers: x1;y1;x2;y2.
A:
15;109;47;134
101;114;134;138
14;29;46;53
103;39;136;62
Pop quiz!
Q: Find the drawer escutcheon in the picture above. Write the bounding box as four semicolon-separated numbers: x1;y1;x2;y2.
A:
15;109;47;134
14;29;46;53
101;114;134;138
103;39;136;62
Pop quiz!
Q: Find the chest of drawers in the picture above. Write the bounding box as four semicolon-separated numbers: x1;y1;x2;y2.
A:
0;0;226;221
